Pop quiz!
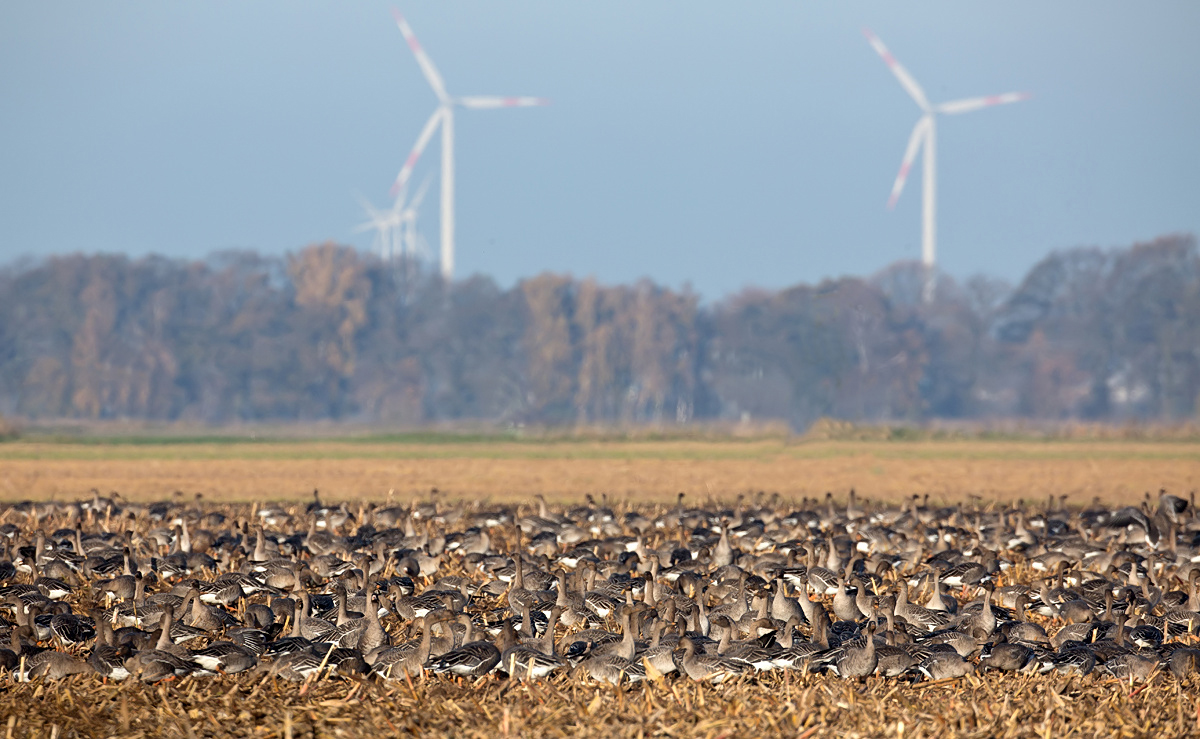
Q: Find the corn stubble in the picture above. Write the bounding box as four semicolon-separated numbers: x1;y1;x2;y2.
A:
3;448;1200;738
2;667;1198;738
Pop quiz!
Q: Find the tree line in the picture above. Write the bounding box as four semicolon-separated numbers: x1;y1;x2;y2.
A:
0;234;1196;428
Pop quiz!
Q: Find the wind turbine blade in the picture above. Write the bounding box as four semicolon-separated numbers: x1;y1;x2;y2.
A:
936;92;1031;115
354;191;387;220
409;174;433;212
391;107;444;197
387;183;410;216
888;116;931;210
862;28;932;112
391;8;450;103
457;96;550;109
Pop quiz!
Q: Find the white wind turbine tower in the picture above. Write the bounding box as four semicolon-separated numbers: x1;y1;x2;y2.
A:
395;175;433;260
389;8;548;282
864;28;1029;301
355;193;401;261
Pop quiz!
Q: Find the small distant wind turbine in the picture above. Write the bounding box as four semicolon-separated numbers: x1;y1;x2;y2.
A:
863;28;1029;301
355;194;400;261
389;8;548;282
355;175;432;262
396;175;433;260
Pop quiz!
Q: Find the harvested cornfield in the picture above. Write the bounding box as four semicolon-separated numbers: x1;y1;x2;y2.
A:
0;438;1197;505
2;668;1199;738
2;439;1200;738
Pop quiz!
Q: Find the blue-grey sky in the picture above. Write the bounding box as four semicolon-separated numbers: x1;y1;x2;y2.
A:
3;2;1197;300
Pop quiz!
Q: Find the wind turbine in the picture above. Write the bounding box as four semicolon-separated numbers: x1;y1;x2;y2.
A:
395;175;433;260
389;9;548;282
355;193;401;261
863;28;1029;301
355;175;433;262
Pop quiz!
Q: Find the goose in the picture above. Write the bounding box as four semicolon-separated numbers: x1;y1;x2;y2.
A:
923;567;957;614
315;645;368;678
1051;621;1098;650
2;620;42;661
1099;652;1159;682
894;581;951;632
1168;648;1200;679
294;591;336;642
769;578;806;624
1057;594;1097;624
227;627;271;656
259;650;326;681
30;561;73;600
394;588;450;620
953;581;997;639
709;616;780;671
587;609;637;660
580;569;621;619
978;632;1036;673
265;634;315;658
804;547;839;596
244;604;277;630
194;577;245;606
875;641;918;678
21;649;93;681
124;607;198;682
580;650;645;684
993;583;1033;611
429;620;510;677
917;650;974;680
97;571;141;604
553;570;590;627
355;586;389;653
1033;563;1077;618
370;614;439;679
181;587;237;633
87;630;132;681
774;603;834;670
940;559;989;589
919;628;979;658
562;628;622;661
854;575;880;619
832;576;863;622
327;584;370;648
49;612;96;645
427;612;467;654
189;641;257;674
500;608;567;679
432;638;501;677
813;621;878;680
637;619;682;677
1001;595;1049;645
1051;647;1097;676
675;636;745;683
125;646;195;682
110;588;177;629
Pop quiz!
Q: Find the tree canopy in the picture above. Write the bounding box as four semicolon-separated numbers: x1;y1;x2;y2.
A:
1;235;1196;428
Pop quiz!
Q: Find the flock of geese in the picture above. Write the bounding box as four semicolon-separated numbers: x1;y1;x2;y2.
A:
1;488;1199;687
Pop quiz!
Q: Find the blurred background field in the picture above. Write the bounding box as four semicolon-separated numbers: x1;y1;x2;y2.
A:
2;430;1196;506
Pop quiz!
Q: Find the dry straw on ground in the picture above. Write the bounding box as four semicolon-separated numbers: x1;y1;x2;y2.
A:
2;438;1200;738
2;662;1199;738
1;438;1197;506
